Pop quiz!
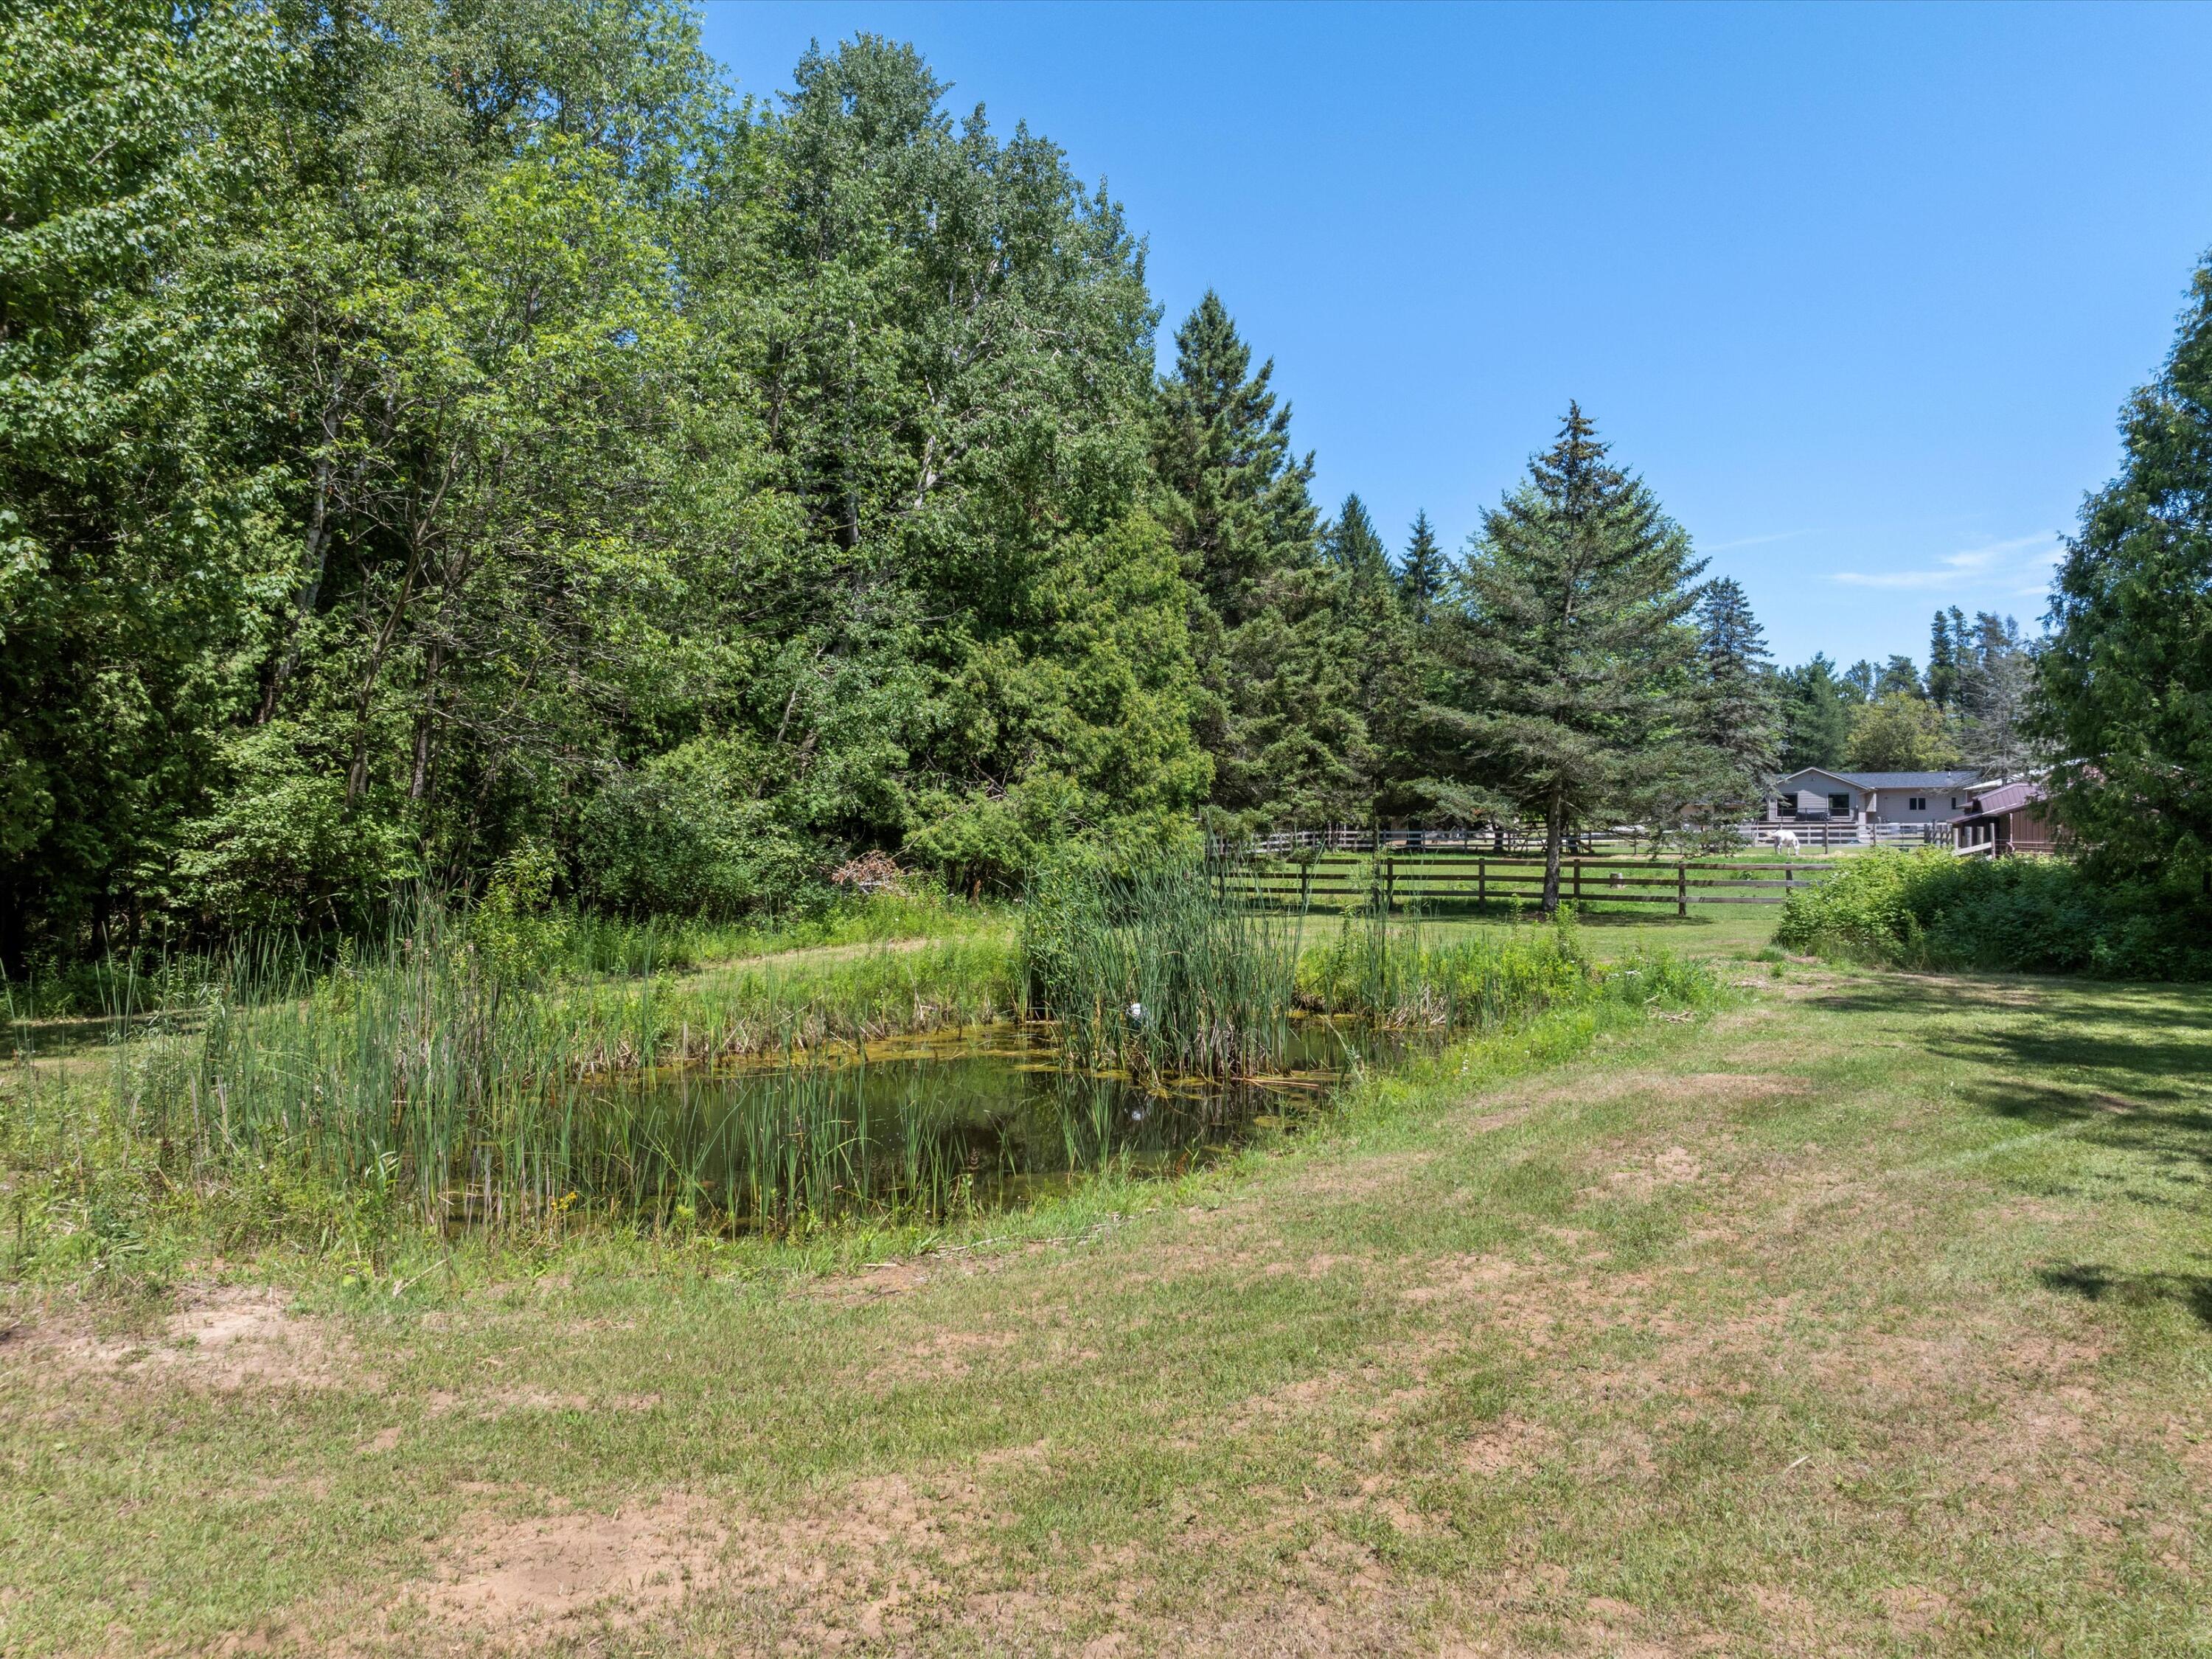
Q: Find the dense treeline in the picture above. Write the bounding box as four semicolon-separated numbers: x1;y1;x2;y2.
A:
1773;610;2040;776
4;0;1785;969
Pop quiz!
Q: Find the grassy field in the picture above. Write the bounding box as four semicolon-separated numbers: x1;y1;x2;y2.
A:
3;956;2207;1656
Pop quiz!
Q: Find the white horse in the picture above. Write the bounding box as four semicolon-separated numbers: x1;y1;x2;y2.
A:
1770;829;1801;855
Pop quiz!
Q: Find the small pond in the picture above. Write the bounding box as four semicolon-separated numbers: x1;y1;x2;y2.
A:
589;1018;1431;1229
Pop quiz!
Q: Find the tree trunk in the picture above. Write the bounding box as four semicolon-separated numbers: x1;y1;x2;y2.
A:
1541;796;1564;917
0;878;25;983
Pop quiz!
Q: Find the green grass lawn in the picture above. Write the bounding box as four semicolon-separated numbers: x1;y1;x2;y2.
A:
4;960;2208;1655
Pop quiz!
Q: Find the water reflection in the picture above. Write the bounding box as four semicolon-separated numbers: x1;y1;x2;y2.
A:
601;1018;1423;1229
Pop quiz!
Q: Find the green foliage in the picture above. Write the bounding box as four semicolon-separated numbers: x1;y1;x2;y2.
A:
1422;405;1708;904
1774;849;2212;979
1844;691;1961;771
1019;857;1299;1079
1687;577;1781;818
2033;252;2212;883
1155;293;1382;829
1397;509;1446;628
1778;654;1854;772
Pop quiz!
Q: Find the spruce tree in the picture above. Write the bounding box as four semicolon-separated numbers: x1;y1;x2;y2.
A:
1154;291;1318;628
1397;510;1445;627
1778;655;1854;771
1956;612;2036;780
1154;294;1367;827
1425;406;1705;912
1926;611;1961;712
1688;578;1781;818
1326;493;1390;584
1877;655;1924;700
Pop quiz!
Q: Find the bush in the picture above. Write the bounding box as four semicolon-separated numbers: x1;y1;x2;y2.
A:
577;739;821;919
1774;849;2212;979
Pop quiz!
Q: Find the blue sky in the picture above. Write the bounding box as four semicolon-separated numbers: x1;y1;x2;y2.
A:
698;1;2212;669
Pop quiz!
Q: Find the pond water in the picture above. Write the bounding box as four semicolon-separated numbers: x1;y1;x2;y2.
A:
594;1018;1425;1229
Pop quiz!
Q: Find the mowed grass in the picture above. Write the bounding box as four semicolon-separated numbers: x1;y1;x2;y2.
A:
3;963;2209;1655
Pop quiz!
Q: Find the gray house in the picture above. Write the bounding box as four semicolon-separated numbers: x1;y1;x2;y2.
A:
1766;767;1983;827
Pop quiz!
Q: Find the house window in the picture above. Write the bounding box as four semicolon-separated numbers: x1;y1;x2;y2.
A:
1950;797;1958;810
1908;796;1927;813
1828;793;1851;815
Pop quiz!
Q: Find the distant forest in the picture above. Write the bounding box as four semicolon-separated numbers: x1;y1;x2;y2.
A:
5;0;2190;977
1776;610;2039;778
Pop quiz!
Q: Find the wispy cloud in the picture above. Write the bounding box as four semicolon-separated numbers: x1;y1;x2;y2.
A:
1705;529;1820;553
1831;533;2062;594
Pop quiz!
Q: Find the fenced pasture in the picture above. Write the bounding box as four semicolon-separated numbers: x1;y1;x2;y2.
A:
1220;850;1832;918
1217;821;1952;858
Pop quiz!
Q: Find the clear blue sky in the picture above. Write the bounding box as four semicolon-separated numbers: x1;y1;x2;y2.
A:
698;1;2212;669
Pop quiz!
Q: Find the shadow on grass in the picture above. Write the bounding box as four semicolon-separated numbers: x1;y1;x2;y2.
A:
2037;1262;2212;1329
1801;973;2212;1192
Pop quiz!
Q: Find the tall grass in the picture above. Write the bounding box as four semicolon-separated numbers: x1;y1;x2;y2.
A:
1019;859;1717;1077
1295;902;1596;1029
57;898;1018;1233
1020;859;1301;1080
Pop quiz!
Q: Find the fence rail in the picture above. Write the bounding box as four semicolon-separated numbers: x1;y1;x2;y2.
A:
1218;851;1832;917
1213;821;1951;858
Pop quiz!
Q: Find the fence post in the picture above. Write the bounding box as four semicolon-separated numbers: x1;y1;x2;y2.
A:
1385;855;1397;914
1573;858;1582;905
1478;856;1487;911
1677;858;1687;918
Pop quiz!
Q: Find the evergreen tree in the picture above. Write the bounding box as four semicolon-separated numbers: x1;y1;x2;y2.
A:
1326;493;1391;586
1957;612;2037;780
1154;295;1367;827
1425;406;1705;912
1154;291;1318;630
1877;655;1924;699
1397;509;1446;627
2034;253;2212;880
1778;655;1855;771
1840;660;1877;703
1926;610;1962;712
1687;578;1781;818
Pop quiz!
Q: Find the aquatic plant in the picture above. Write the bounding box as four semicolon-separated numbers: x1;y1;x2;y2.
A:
1020;858;1302;1080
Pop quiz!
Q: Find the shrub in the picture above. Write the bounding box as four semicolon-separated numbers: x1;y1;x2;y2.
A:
1775;849;2212;979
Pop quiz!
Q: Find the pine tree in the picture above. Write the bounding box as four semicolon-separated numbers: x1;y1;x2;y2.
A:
1778;655;1855;771
1877;655;1924;699
1326;493;1389;585
1956;612;2036;780
1397;510;1445;627
2033;258;2212;880
1688;578;1781;818
1926;611;1960;712
1425;406;1705;912
1154;295;1366;827
1154;291;1318;629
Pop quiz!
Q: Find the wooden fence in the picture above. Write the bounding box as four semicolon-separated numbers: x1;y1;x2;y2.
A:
1214;821;1947;858
1220;852;1832;917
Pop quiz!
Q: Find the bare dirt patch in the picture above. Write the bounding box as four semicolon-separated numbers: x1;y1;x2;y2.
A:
1584;1144;1704;1203
1460;1415;1559;1478
426;1495;723;1635
15;1286;361;1393
425;1386;661;1419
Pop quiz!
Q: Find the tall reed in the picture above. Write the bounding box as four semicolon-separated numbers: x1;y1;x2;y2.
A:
1295;902;1599;1031
97;896;1019;1231
1020;858;1302;1080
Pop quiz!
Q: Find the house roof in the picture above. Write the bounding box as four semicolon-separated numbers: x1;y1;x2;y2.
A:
1776;767;1982;791
1953;779;2044;822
